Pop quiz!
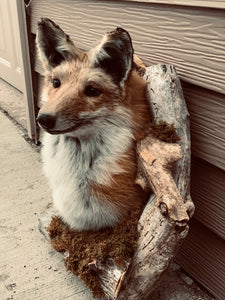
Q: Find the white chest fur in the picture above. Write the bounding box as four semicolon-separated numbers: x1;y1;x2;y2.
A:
41;122;134;230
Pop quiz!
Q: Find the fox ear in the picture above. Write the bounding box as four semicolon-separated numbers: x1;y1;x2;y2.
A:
36;18;81;70
91;28;134;85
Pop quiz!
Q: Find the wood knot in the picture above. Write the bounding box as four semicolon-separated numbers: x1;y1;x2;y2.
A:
159;202;168;216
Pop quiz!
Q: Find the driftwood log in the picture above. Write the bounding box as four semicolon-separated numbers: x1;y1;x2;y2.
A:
115;64;195;300
39;63;194;299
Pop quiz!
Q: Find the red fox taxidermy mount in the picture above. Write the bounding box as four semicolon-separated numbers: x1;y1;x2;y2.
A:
36;18;151;231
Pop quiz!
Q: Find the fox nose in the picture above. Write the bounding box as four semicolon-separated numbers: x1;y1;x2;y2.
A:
36;113;56;130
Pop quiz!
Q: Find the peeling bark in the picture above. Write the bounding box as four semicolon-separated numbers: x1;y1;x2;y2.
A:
137;136;189;226
144;65;195;217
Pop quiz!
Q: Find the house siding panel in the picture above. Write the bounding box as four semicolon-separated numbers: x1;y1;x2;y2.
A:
30;0;225;94
125;0;225;9
182;81;225;171
176;219;225;300
191;156;225;239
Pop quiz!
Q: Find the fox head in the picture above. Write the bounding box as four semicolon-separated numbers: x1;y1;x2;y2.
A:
36;18;145;136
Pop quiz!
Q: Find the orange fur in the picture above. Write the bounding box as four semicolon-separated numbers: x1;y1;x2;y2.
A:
37;20;152;229
91;70;151;216
91;143;149;217
41;63;151;219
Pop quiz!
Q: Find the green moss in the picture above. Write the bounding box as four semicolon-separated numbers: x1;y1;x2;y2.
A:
47;209;142;298
150;121;180;143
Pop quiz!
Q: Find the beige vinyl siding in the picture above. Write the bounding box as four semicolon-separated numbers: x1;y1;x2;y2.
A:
191;156;225;240
125;0;225;9
183;82;225;171
177;219;225;300
30;0;225;94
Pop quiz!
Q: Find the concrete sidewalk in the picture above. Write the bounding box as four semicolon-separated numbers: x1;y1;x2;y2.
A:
0;107;215;300
0;110;92;300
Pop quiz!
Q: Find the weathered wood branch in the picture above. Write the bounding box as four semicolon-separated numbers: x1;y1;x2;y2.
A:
39;63;194;299
137;135;189;226
144;64;195;217
115;64;194;300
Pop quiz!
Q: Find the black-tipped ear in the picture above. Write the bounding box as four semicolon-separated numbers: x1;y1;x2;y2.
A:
36;18;81;70
92;28;134;85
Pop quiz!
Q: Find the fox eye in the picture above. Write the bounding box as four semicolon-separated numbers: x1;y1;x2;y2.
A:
84;85;102;97
52;78;61;88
